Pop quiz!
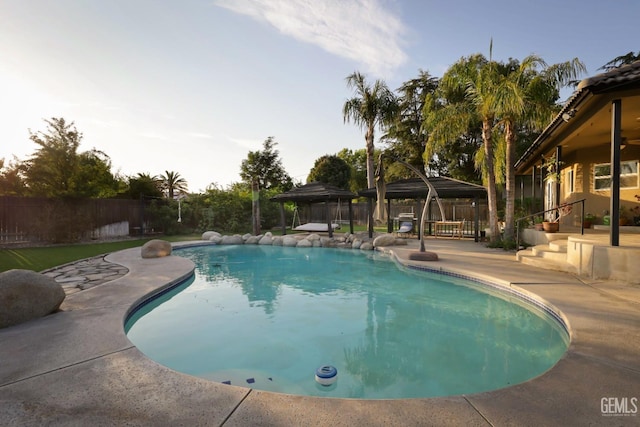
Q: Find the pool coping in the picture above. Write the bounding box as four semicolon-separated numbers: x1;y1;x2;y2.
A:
1;239;639;425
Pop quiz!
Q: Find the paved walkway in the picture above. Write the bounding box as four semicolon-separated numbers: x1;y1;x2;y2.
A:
43;255;129;295
1;238;639;426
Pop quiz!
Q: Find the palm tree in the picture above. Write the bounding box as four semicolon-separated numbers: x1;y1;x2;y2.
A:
600;51;640;71
343;71;398;220
426;53;502;241
496;56;585;241
160;170;188;199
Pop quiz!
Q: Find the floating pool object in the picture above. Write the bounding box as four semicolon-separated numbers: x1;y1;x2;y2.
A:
315;365;338;386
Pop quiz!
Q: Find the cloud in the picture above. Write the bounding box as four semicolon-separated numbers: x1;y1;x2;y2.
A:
214;0;408;77
186;132;214;139
226;135;264;149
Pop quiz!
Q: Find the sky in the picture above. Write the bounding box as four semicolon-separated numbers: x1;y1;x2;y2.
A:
1;0;639;193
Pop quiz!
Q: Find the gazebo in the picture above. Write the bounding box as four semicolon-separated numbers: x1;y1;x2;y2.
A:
270;182;357;237
359;176;488;241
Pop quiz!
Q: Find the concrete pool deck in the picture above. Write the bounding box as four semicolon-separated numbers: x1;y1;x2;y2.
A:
1;238;639;426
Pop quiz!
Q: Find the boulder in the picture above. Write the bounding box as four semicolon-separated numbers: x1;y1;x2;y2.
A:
360;242;374;251
352;238;362;249
373;234;397;247
408;251;439;261
202;231;221;240
282;236;299;247
258;234;274;245
245;236;261;245
209;235;222;244
221;235;244;245
271;236;283;246
297;239;312;248
141;239;172;258
0;269;65;328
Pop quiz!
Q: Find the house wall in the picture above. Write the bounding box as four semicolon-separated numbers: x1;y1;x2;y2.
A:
559;145;640;225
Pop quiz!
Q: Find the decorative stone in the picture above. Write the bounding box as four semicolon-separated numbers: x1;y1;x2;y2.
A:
352;239;362;249
408;251;439;261
242;233;253;241
141;239;172;258
209;235;222;244
297;239;312;248
271;236;283;246
282;236;299;247
0;269;65;328
245;236;260;245
202;231;221;240
360;242;374;251
373;234;397;247
221;235;244;245
258;235;274;245
307;233;321;242
394;239;408;246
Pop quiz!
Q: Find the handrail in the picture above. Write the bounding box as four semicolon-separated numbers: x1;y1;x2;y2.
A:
515;198;586;250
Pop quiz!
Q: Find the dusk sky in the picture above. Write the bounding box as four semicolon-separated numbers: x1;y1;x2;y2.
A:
1;0;638;193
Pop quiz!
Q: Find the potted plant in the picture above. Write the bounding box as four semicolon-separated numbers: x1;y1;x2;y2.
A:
620;206;631;226
533;215;544;231
543;203;572;233
583;213;596;229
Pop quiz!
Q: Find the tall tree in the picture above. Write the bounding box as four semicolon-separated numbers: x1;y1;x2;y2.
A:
600;51;640;71
343;71;398;220
426;54;502;240
127;173;163;199
0;157;27;196
23;118;118;198
160;170;188;199
307;155;351;189
336;148;368;193
496;56;585;241
240;136;293;191
383;70;439;176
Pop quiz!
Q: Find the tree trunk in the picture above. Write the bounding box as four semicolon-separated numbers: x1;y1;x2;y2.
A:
503;121;516;241
482;118;500;242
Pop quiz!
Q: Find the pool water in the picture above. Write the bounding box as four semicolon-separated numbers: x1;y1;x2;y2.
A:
125;245;569;399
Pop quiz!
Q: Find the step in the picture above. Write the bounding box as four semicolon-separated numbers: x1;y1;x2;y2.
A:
516;250;578;274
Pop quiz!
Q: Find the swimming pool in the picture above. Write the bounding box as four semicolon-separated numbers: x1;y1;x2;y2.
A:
125;245;569;399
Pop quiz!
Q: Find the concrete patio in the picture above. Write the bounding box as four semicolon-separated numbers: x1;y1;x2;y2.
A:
1;238;639;426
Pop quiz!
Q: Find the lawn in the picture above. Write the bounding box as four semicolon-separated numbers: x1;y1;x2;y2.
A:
0;226;386;273
0;235;200;272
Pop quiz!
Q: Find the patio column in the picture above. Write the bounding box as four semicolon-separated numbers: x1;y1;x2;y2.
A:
348;199;354;234
325;201;333;238
555;145;562;209
610;99;622;247
531;165;536;208
387;198;393;233
474;196;480;242
367;197;374;238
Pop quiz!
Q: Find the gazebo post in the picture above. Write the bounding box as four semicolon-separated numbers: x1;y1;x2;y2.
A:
279;202;286;235
367;197;374;238
348;199;354;234
474;196;480;242
387;199;392;233
326;201;333;238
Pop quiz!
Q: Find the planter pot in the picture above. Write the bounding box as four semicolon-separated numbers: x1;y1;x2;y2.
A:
542;222;559;233
534;223;544;231
582;221;592;229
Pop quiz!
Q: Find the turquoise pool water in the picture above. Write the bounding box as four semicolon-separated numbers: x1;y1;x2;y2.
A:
125;245;569;399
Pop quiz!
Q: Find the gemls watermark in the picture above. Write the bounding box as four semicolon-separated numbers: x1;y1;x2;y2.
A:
601;397;638;417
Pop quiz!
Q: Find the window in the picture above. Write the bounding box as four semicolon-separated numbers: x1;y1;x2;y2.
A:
566;169;574;194
594;160;639;191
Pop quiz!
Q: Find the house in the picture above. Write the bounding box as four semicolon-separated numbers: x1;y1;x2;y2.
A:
515;61;640;283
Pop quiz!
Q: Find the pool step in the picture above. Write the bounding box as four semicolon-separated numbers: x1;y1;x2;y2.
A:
516;239;577;274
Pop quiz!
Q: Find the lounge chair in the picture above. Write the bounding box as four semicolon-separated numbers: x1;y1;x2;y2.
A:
396;221;414;237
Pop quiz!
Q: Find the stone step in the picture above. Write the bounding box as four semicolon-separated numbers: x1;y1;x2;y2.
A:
530;245;568;263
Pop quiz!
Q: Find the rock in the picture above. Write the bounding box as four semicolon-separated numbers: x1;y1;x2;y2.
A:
373;234;397;247
221;235;244;245
360;242;374;251
352;238;362;249
307;233;321;242
394;239;408;246
408;251;439;261
271;236;283;246
242;233;253;242
282;236;299;247
258;234;274;245
202;231;221;240
0;269;65;328
245;236;260;245
209;235;222;244
141;239;172;258
320;237;336;248
297;239;312;248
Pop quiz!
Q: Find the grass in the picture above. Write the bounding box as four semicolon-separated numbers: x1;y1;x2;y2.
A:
0;225;388;273
0;234;200;272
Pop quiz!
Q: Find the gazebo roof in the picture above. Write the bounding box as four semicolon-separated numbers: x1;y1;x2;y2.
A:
358;177;486;199
270;182;357;203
